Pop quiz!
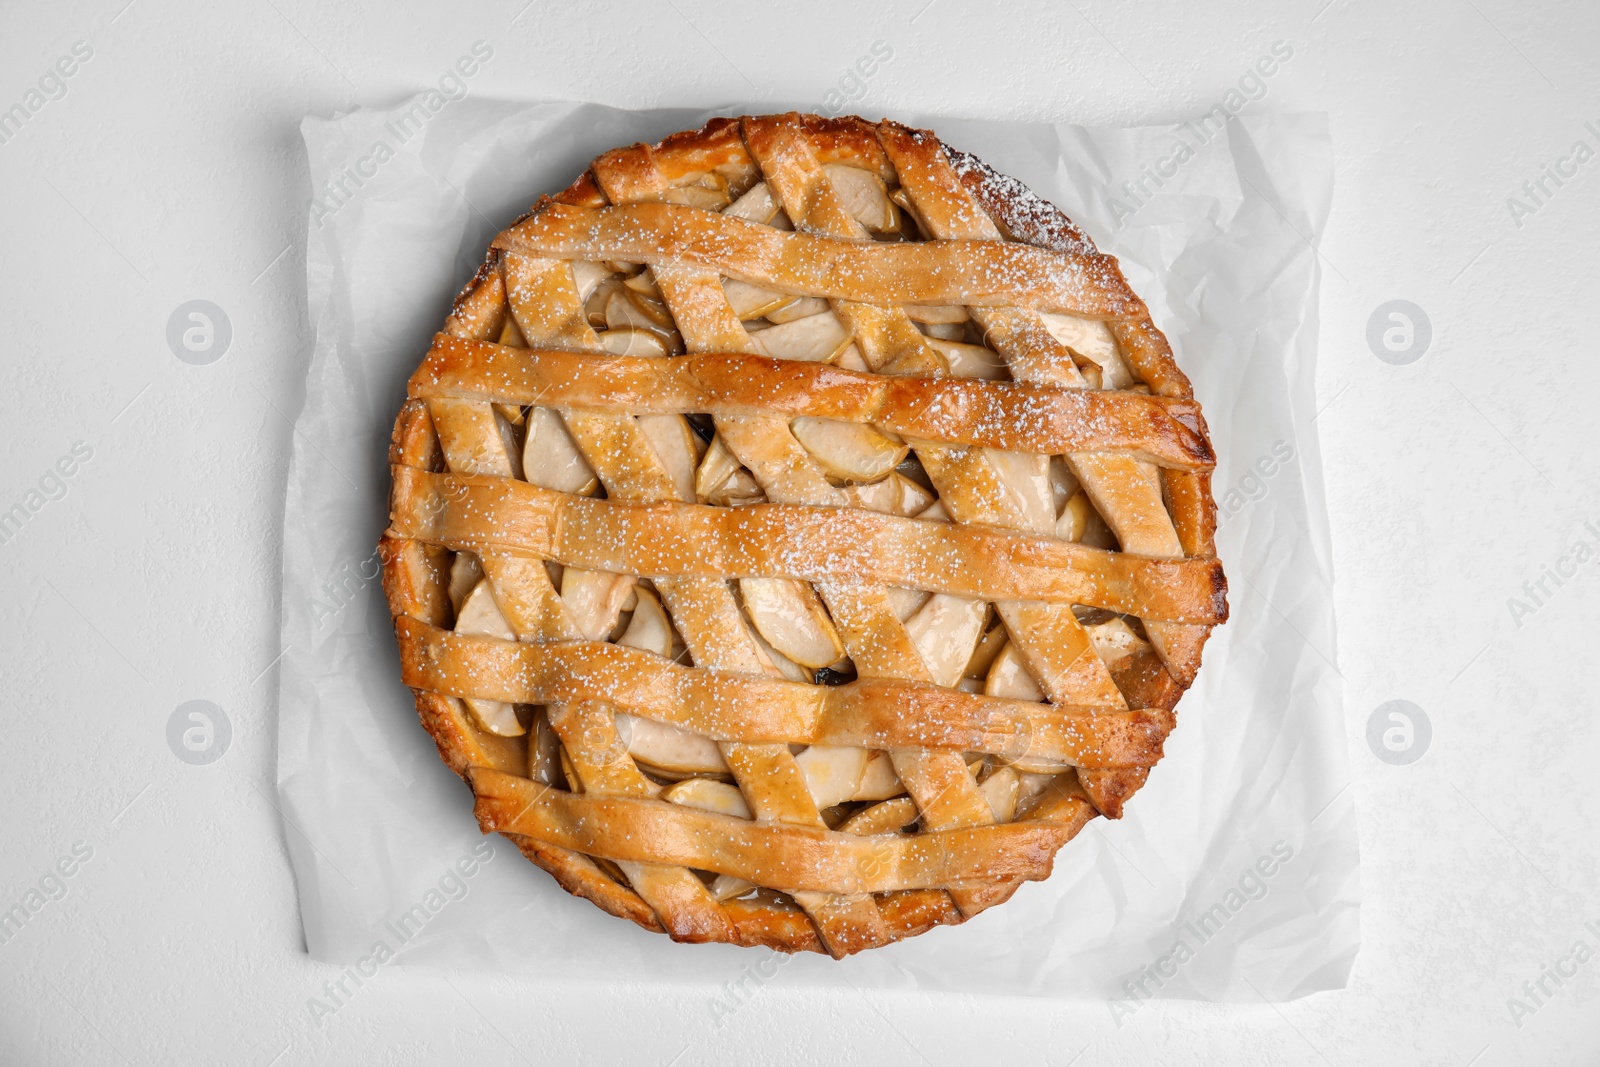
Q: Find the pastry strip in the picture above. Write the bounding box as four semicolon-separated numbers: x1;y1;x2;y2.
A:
472;769;1073;895
493;201;1145;318
395;617;1173;767
389;467;1227;624
410;337;1215;470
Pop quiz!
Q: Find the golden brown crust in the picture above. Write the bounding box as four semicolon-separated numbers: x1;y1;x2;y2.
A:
414;690;526;778
502;832;668;934
379;113;1222;954
397;616;1174;768
472;769;1074;895
412;336;1215;469
389;466;1227;623
446;262;509;341
495;202;1146;318
721;895;826;952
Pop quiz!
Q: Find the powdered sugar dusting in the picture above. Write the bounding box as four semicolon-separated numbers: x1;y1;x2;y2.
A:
946;147;1099;257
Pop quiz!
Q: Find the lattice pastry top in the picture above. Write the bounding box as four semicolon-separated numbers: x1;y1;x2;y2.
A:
381;113;1227;957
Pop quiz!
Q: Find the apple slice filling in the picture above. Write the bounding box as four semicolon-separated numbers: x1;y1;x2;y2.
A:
453;580;524;737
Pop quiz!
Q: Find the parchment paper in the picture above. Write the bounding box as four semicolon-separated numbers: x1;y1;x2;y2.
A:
277;98;1356;1004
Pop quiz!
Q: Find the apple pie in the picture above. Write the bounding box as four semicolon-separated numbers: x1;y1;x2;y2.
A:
380;113;1226;956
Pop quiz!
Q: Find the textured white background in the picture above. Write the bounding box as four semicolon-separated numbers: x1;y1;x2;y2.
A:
1;1;1596;1065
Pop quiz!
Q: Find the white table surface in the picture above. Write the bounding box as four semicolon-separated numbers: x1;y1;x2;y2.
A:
3;1;1597;1064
